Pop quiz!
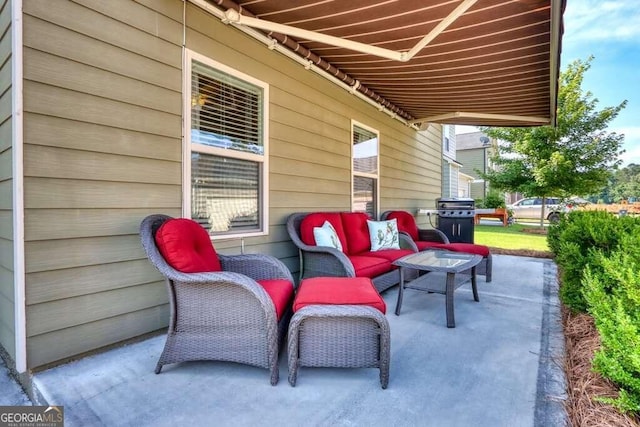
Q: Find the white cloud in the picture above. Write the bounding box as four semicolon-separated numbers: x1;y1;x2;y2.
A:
615;126;640;165
564;1;640;44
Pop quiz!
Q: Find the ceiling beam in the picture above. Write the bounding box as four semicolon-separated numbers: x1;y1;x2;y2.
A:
222;0;477;62
412;111;550;125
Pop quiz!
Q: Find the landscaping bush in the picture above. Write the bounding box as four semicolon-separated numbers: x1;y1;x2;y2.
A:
547;210;640;312
476;191;506;209
583;239;640;413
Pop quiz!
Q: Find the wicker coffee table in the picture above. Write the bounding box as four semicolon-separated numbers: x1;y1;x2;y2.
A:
394;250;483;328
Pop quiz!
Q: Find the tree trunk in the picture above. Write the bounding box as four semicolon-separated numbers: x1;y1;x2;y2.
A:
539;196;547;227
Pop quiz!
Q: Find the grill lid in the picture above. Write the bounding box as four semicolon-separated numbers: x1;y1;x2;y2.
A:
436;197;475;211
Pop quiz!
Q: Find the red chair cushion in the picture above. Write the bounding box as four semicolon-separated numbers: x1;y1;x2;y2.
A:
257;279;295;321
348;255;392;278
416;241;490;257
386;211;419;241
341;212;371;254
300;213;349;253
155;218;222;273
359;249;415;263
443;243;491;257
293;277;386;314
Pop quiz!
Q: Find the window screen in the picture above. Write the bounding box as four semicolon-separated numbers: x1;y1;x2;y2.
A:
187;53;267;237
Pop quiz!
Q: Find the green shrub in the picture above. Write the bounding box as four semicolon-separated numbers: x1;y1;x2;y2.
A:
583;241;640;413
547;210;640;312
483;191;506;209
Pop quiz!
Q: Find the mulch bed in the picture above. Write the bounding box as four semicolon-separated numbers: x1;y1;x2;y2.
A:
563;308;640;426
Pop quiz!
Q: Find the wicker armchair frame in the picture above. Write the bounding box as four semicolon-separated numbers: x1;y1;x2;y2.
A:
140;214;295;385
286;212;401;293
380;211;492;282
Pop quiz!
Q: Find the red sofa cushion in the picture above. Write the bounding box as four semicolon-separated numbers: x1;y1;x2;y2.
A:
348;255;392;278
341;212;371;254
293;277;386;314
155;218;222;273
257;279;294;321
416;241;490;257
386;211;419;241
359;249;415;263
300;213;349;253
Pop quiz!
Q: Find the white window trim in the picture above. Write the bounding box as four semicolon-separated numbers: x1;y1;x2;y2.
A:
183;49;270;239
351;120;380;217
442;124;451;154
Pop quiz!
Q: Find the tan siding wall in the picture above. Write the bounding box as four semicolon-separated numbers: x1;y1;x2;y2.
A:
0;0;14;360
22;0;182;368
22;0;442;368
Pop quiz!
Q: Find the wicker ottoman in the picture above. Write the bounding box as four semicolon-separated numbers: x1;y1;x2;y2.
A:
287;277;390;389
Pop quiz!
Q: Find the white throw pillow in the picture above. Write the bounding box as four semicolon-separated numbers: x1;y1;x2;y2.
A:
313;220;343;252
367;219;400;251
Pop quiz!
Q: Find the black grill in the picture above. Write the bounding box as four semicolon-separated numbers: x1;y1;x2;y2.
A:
436;197;475;243
436;197;475;218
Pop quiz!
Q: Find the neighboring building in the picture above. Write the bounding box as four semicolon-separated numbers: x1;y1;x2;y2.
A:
441;124;461;198
456;131;498;200
0;0;563;390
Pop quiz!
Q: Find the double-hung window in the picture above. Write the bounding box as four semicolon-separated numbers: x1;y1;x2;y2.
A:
352;121;379;217
185;51;269;238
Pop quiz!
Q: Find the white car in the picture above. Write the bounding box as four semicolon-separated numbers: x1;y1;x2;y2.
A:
508;197;566;223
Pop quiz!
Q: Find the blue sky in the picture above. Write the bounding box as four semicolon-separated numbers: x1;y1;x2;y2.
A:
459;0;640;165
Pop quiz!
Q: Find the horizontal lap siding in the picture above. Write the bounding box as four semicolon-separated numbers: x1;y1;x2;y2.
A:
21;0;442;368
185;3;440;266
22;0;182;368
0;0;15;360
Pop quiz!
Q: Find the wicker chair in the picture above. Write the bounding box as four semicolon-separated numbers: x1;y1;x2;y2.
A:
140;214;295;385
380;210;492;282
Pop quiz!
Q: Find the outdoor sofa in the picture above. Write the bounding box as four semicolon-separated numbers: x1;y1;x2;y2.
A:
286;212;417;293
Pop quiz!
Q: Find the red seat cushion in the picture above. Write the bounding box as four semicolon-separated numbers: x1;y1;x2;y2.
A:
416;241;490;257
155;218;222;273
443;243;491;257
386;211;419;241
257;279;295;321
359;249;415;263
300;213;349;253
348;255;392;278
341;212;371;254
293;277;386;313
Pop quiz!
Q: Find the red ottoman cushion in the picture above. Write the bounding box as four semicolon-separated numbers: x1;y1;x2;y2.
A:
155;218;222;273
293;277;386;314
258;279;295;321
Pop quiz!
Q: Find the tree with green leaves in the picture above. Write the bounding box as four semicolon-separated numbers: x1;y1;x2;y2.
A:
480;57;627;225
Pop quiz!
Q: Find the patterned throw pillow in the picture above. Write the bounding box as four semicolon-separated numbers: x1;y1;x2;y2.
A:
313;220;343;252
367;219;400;251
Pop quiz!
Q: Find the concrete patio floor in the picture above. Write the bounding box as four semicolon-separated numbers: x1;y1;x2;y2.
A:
10;254;566;426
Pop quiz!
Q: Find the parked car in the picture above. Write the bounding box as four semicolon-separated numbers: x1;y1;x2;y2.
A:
507;197;578;223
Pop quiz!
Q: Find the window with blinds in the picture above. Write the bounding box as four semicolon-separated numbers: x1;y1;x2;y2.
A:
186;51;268;238
352;122;379;217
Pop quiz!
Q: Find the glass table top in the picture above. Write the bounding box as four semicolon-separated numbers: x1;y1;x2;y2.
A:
394;250;481;271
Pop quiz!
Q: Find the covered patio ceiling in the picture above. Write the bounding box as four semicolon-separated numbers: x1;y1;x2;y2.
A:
194;0;565;128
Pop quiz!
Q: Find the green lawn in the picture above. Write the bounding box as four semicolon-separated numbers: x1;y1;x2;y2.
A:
473;223;550;251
